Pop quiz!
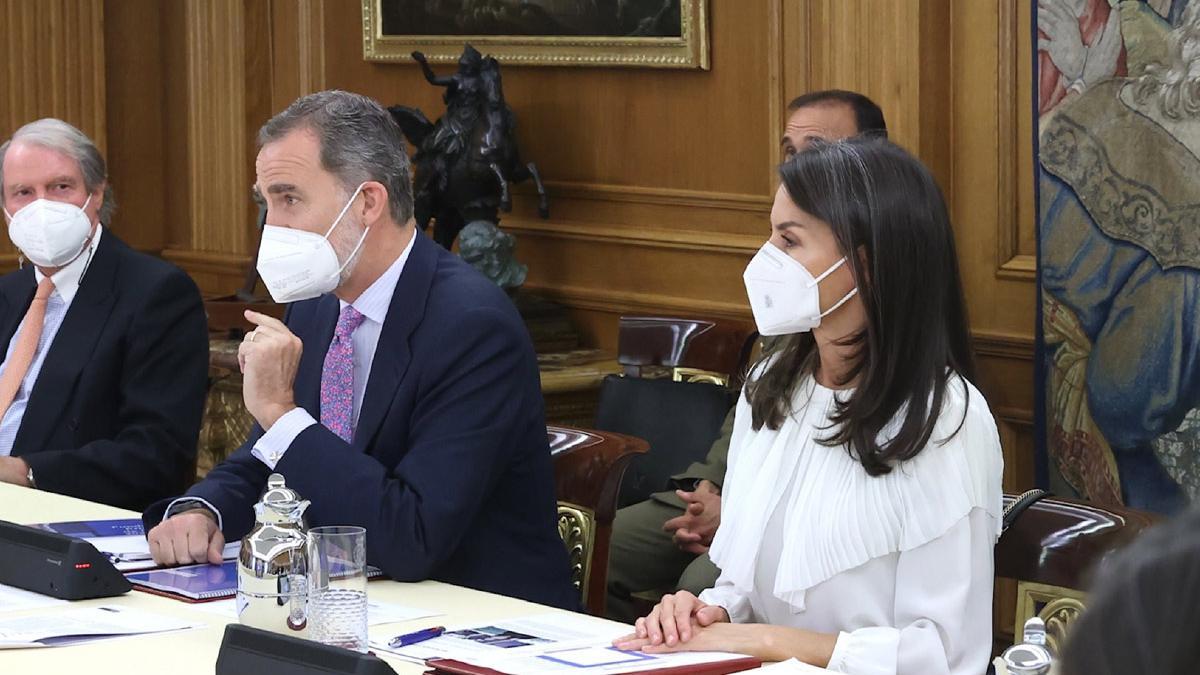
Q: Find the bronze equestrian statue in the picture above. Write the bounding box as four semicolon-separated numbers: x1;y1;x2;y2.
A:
389;44;549;250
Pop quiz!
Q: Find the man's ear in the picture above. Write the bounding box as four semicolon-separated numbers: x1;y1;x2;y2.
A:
359;181;390;225
89;181;107;223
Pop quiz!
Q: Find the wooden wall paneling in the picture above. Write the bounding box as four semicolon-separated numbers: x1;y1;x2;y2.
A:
184;0;247;256
976;332;1038;491
269;0;327;111
103;0;165;253
163;0;192;256
996;0;1038;281
952;0;1038;491
798;0;952;185
161;0;275;296
0;0;107;266
917;0;953;190
953;0;1038;339
322;2;774;195
0;0;107;149
244;0;275;190
764;0;785;192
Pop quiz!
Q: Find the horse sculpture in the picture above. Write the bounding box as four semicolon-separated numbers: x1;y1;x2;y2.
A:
389;45;549;250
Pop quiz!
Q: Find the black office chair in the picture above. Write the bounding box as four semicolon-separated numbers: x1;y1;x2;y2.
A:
593;316;756;508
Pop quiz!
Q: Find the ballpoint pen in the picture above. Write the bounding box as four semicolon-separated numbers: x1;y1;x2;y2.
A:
388;626;446;648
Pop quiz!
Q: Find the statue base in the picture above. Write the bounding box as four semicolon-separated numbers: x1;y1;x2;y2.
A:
510;289;581;354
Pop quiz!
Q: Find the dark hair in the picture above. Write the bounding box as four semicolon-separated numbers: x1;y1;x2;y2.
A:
787;90;888;139
1061;506;1200;675
258;90;414;224
745;137;975;476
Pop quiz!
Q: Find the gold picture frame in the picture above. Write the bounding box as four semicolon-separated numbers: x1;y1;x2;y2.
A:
361;0;709;70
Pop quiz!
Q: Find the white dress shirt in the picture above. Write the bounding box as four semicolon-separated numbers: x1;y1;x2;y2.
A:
699;373;1004;675
0;227;103;457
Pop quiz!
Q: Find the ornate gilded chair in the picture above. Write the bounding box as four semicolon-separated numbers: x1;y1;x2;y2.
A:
596;316;757;508
549;425;648;616
995;491;1157;657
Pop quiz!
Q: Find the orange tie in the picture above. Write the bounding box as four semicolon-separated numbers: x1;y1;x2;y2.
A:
0;277;55;420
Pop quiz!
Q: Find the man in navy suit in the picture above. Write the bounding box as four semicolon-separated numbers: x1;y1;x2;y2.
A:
145;90;577;610
0;119;208;510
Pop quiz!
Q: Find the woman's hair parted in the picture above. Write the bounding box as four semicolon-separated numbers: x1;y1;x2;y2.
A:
744;137;976;476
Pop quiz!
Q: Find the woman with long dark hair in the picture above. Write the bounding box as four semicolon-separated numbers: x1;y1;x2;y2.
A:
615;138;1004;674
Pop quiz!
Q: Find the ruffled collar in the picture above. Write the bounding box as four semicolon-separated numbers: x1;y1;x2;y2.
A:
709;375;1003;612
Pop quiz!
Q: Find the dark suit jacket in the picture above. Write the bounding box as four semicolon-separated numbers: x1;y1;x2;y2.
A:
0;230;209;511
147;233;578;610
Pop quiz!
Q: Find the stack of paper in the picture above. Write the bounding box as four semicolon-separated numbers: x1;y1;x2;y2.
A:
373;613;758;674
0;605;203;649
0;583;66;614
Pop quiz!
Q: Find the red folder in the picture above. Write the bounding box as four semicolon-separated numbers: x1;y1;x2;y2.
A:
423;655;763;675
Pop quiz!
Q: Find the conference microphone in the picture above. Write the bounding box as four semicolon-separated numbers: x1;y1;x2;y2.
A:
0;519;131;600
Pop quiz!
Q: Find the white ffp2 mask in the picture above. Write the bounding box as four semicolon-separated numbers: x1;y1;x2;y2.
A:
742;242;858;336
255;183;368;304
4;195;94;268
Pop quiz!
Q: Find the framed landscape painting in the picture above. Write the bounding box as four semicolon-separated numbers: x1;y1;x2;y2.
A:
362;0;710;69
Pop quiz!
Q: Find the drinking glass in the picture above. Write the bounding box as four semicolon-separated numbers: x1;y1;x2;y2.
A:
307;525;368;652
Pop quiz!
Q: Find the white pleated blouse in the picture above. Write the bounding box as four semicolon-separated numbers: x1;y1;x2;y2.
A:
699;373;1004;675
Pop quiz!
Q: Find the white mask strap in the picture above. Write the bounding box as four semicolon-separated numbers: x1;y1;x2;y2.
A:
337;225;371;275
323;183;366;239
819;287;859;318
810;256;847;286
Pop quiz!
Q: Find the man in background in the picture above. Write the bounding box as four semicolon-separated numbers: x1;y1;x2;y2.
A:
0;118;209;510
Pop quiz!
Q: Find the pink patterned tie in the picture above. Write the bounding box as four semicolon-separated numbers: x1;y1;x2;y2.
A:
320;305;367;443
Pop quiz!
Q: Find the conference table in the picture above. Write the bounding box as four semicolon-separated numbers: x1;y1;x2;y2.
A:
2;484;1023;675
0;482;633;674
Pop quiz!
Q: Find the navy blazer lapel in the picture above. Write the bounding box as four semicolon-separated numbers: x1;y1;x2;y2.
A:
0;267;36;351
15;235;119;454
294;294;339;420
352;232;438;453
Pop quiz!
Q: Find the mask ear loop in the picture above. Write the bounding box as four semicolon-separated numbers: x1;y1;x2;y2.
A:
77;230;99;282
336;225;371;277
810;257;859;318
819;287;859;318
808;256;848;286
326;183;370;277
322;183;366;238
5;208;20;270
59;193;99;271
